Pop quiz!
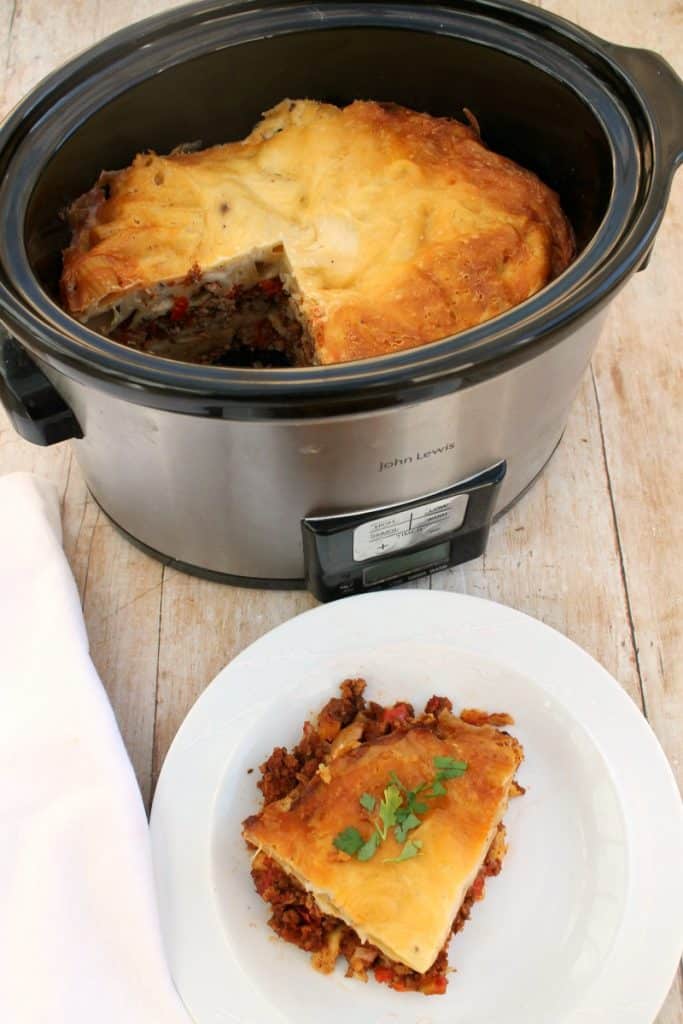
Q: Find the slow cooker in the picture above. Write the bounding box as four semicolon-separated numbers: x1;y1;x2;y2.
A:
0;0;681;600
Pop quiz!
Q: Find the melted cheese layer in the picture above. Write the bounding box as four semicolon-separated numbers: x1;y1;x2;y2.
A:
61;99;575;365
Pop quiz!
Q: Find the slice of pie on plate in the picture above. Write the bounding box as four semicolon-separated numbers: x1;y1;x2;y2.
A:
243;685;523;994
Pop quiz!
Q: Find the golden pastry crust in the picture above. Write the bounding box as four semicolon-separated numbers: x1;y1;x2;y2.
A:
243;712;522;974
61;99;575;364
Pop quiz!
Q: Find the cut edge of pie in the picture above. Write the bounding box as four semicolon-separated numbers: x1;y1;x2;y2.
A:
67;240;316;367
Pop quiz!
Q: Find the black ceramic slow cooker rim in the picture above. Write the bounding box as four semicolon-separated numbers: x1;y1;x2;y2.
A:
0;0;678;420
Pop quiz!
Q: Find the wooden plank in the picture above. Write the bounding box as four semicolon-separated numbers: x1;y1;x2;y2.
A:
0;0;183;119
540;0;682;64
95;0;184;38
0;0;16;116
528;8;683;1016
659;966;683;1024
152;569;430;788
657;969;683;1024
545;0;683;799
153;572;316;788
60;461;99;601
434;372;642;704
80;511;163;809
0;0;96;119
576;0;683;794
592;176;682;789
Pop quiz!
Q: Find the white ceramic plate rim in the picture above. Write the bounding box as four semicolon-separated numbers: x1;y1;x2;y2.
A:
150;590;683;1024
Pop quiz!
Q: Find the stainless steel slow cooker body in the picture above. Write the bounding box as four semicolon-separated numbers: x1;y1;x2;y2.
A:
0;1;681;592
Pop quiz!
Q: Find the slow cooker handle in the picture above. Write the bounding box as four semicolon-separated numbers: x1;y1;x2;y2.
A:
607;44;683;170
0;326;82;446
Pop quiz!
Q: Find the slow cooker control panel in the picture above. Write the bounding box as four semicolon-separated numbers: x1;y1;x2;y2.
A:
302;461;506;602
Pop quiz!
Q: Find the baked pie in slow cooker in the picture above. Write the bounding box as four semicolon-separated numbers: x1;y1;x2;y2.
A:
61;99;575;367
242;680;524;995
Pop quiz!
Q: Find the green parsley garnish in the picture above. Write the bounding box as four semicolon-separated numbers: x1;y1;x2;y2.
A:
357;832;381;861
332;756;468;864
332;826;364;856
359;792;376;813
433;756;468;778
427;756;468;797
378;784;403;839
384;839;423;863
390;772;429;815
394;812;421;844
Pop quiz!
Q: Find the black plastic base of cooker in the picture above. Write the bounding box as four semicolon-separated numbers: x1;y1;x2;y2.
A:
88;436;563;594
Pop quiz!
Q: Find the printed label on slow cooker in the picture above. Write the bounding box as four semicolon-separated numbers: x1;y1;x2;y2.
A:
353;493;469;562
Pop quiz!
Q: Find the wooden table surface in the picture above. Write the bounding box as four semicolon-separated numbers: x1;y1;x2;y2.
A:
1;0;681;1018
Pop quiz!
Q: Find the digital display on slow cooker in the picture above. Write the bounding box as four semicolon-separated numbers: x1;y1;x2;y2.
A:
301;461;506;601
362;541;451;587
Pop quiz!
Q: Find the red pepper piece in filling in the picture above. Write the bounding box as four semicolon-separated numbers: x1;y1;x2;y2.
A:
170;295;190;321
375;968;407;992
375;963;445;995
381;702;411;724
423;975;447;995
258;277;284;296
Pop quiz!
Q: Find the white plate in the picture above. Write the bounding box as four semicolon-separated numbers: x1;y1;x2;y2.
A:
150;590;683;1024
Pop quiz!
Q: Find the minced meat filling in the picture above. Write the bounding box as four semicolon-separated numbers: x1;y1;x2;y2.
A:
258;678;368;804
251;830;504;996
248;680;513;996
111;276;309;367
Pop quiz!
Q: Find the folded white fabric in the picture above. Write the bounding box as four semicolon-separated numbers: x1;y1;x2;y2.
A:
0;473;190;1023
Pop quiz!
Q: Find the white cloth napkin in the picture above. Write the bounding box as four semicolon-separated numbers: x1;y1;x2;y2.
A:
0;473;191;1024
